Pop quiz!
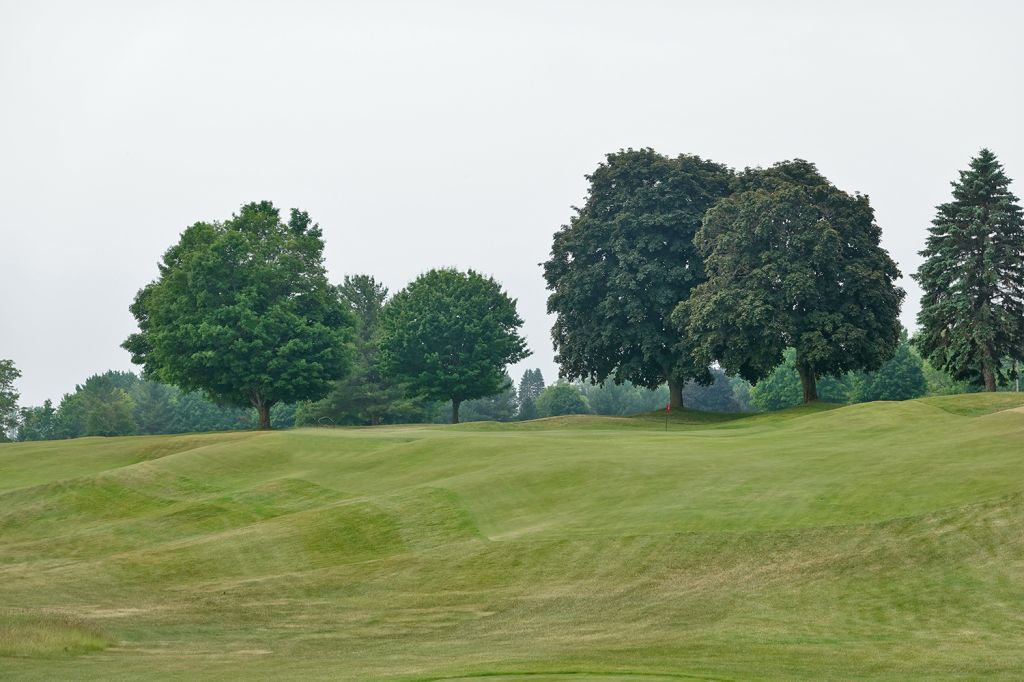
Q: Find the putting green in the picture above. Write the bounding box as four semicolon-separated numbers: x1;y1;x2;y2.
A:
1;393;1023;680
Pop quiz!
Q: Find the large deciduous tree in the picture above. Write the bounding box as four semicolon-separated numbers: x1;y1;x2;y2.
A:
913;149;1024;391
378;268;529;424
543;148;733;408
681;160;904;402
123;201;354;429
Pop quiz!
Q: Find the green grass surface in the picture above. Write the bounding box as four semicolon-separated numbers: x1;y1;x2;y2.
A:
2;393;1024;680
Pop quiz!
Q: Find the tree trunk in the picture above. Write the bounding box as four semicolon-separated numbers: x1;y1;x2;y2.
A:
668;378;684;409
796;364;818;403
982;366;997;392
257;402;273;429
451;399;461;425
251;392;273;430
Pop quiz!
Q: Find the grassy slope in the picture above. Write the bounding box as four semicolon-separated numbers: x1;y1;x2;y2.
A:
1;394;1023;681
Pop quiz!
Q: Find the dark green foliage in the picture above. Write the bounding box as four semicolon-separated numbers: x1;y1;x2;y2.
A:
378;268;529;424
750;349;858;411
728;376;755;413
130;380;177;435
48;371;140;438
855;336;928;402
749;344;927;410
21;371;268;440
123;201;354;428
914;149;1024;391
749;350;804;411
535;382;590;417
682;368;742;412
0;359;20;441
517;369;545;420
299;275;418;426
682;160;905;403
16;400;56;441
922;360;978;396
543;149;733;406
269;402;298;428
82;376;136;437
460;376;518;422
167;389;252;432
579;381;668;416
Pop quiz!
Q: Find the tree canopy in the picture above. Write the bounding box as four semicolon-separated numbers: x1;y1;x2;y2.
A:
377;268;529;424
460;375;518;422
855;335;927;402
543;148;733;407
0;359;21;442
535;382;590;418
682;369;742;412
913;149;1024;391
299;275;423;426
749;349;858;411
579;380;667;416
680;160;905;403
123;201;354;428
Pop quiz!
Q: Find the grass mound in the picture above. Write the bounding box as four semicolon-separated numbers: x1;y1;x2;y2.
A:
1;395;1023;680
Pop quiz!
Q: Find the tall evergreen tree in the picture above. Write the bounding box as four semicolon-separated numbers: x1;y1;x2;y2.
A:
517;369;545;420
914;149;1024;391
130;380;177;435
301;275;419;426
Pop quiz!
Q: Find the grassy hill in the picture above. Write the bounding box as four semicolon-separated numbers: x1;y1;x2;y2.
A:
2;393;1024;680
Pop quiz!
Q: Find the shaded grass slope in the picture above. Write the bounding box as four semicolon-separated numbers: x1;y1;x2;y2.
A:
1;393;1023;680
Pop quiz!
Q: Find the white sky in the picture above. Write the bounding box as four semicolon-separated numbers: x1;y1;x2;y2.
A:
2;0;1023;406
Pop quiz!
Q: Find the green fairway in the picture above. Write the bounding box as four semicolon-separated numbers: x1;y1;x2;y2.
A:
2;394;1024;680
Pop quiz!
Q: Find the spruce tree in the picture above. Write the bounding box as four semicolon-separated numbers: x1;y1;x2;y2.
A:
914;149;1024;391
517;369;545;420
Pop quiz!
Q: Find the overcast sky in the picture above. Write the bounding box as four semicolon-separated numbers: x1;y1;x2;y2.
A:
2;1;1023;406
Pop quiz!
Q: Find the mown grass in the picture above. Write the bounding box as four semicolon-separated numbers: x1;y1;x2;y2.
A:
1;393;1023;680
0;614;111;658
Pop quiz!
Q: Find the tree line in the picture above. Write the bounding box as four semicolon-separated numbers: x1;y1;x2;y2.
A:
2;148;1021;440
1;337;1000;442
543;148;1023;410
